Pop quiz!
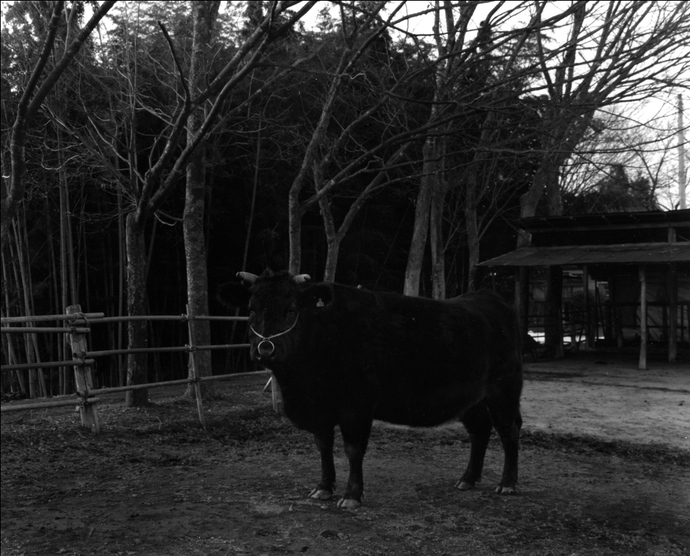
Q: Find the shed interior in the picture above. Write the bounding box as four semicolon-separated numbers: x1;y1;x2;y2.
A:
479;210;690;368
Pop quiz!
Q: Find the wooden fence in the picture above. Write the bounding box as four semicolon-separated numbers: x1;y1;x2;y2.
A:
1;305;267;432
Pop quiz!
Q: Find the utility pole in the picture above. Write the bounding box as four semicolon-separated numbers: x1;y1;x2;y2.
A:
679;94;687;209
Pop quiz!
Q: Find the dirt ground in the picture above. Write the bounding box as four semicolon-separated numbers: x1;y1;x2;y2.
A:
1;353;689;556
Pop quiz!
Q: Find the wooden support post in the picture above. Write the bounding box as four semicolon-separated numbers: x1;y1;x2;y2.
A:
609;272;623;349
638;266;647;370
186;307;206;431
515;266;530;337
582;265;593;348
668;263;678;363
570;320;578;352
66;305;100;432
545;266;563;358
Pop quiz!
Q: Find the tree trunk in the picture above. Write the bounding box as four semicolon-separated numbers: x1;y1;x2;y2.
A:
519;107;596;247
288;192;303;275
404;136;439;296
318;144;411;284
320;195;340;282
183;0;220;399
519;157;565;358
323;238;340;283
404;179;431;296
125;213;149;407
464;204;480;292
429;180;447;299
183;145;213;398
518;165;547;247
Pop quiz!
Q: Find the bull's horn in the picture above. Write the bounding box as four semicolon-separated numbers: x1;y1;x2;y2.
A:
293;274;311;283
237;272;258;283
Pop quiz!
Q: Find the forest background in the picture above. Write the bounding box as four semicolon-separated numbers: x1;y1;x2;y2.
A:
1;1;689;405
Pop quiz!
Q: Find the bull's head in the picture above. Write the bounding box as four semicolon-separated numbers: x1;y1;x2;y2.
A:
218;270;331;365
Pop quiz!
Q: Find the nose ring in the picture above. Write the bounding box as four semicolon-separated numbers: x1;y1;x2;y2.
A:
258;339;276;356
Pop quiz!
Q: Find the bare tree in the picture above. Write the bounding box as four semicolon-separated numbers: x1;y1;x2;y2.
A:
398;1;689;298
2;0;116;249
283;1;451;281
561;98;686;211
182;0;221;399
286;1;392;277
124;1;317;405
402;1;581;297
506;1;690;356
46;0;317;405
518;1;690;244
402;1;474;298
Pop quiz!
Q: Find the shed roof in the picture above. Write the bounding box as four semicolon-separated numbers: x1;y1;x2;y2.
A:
517;210;690;247
478;242;690;267
521;209;690;233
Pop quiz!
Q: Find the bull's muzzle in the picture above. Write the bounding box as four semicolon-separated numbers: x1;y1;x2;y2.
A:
250;314;299;362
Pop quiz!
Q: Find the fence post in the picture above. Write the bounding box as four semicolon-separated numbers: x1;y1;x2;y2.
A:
262;375;283;414
66;305;100;432
186;307;206;431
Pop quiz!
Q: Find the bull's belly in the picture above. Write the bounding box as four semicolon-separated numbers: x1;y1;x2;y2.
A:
373;406;461;427
372;382;486;427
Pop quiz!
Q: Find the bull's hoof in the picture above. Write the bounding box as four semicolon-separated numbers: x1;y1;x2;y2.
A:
495;485;517;495
308;489;333;500
336;497;361;510
454;480;476;491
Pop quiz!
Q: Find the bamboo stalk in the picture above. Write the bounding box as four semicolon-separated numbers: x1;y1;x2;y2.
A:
9;225;35;397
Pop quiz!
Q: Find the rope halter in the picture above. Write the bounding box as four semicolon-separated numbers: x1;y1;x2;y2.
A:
249;313;299;357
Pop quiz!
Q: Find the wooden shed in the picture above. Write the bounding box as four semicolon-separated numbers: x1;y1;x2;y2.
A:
479;210;690;368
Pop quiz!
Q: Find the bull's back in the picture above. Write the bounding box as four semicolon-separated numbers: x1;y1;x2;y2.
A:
370;290;517;426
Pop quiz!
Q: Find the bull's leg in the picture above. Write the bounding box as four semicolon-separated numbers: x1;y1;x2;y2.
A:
456;402;493;491
337;418;372;509
488;390;522;495
309;428;336;500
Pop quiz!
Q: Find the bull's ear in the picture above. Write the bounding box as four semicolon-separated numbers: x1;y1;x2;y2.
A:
217;279;251;309
301;283;334;310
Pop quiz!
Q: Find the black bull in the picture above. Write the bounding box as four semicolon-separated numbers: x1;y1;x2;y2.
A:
221;270;523;509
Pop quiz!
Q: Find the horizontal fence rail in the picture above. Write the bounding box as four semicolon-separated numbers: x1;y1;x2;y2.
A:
1;313;104;323
1;326;91;334
81;343;250;359
1;308;256;431
0;370;269;414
